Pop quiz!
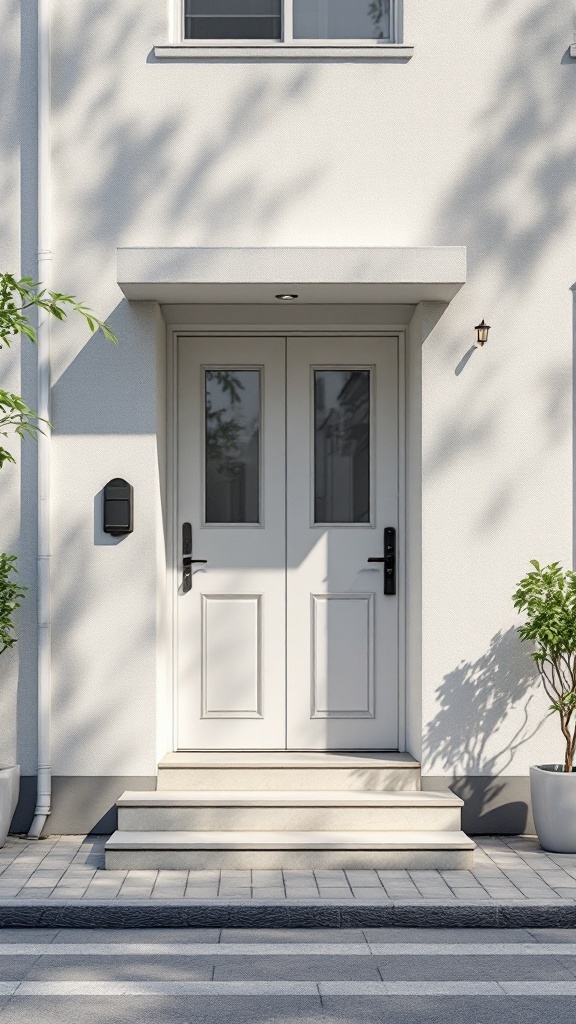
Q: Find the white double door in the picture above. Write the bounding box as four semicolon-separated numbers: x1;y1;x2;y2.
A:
176;335;399;751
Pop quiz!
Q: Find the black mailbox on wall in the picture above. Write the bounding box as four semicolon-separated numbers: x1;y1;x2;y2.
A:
103;478;133;536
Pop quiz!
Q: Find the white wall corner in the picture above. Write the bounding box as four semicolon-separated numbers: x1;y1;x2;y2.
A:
404;301;449;762
153;302;170;765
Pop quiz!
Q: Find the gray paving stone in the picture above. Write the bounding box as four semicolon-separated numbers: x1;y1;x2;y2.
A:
374;954;576;982
285;890;327;900
83;887;124;899
22;878;62;889
451;889;492;900
51;928;222;943
16;889;56;899
482;890;525;900
48;889;88;899
314;870;348;880
0;956;46;982
363;927;536;943
381;889;421;899
529;928;576;942
213;954;381;981
221;928;367;943
345;871;382;888
350;889;391;901
317;887;353;897
120;872;158;883
252;872;283;886
22;955;215;982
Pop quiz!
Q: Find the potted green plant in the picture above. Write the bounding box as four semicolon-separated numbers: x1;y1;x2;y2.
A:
0;554;26;845
513;560;576;852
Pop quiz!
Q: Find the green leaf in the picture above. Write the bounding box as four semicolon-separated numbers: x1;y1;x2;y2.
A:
0;271;118;468
0;552;27;654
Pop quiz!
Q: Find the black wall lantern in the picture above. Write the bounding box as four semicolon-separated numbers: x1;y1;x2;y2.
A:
475;320;491;346
103;478;133;536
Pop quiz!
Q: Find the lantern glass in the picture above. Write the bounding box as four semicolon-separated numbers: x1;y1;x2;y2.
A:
475;320;490;346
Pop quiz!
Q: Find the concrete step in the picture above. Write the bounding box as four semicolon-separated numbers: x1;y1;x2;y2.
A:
117;789;462;833
157;752;421;792
105;829;475;870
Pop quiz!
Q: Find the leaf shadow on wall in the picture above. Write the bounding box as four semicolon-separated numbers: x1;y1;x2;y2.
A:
416;0;576;834
434;0;576;301
423;628;541;834
50;0;324;260
428;0;576;535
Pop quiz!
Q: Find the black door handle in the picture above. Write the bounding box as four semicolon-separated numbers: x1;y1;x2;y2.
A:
182;523;207;593
367;527;396;595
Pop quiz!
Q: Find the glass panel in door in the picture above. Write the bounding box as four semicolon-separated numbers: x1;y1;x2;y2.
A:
205;369;261;524
314;369;370;524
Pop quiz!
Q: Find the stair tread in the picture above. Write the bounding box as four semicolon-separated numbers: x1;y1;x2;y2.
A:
159;752;420;770
118;789;462;808
106;830;475;851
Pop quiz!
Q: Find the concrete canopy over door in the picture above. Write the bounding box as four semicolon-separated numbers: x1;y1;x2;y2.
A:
117;246;467;305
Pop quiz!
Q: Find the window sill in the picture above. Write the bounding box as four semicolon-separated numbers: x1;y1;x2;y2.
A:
154;42;414;60
570;43;576;58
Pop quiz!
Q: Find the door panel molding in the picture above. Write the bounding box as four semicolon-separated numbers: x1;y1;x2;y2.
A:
201;594;263;720
310;593;375;719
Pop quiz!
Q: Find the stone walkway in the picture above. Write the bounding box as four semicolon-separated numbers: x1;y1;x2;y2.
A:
0;834;575;903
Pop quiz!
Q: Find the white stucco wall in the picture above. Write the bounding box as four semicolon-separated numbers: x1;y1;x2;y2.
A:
4;0;575;791
50;300;165;777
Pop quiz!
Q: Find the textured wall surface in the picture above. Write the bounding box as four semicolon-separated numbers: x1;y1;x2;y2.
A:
3;0;575;822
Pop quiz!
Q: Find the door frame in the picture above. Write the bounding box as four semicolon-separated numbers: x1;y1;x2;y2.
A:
166;325;407;753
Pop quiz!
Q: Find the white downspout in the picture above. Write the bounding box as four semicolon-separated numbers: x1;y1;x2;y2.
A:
28;0;52;839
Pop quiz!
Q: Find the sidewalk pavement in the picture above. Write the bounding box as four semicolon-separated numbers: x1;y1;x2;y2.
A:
0;834;575;928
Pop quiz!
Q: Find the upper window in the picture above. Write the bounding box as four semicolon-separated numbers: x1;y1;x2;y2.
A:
185;0;281;40
294;0;392;41
183;0;395;43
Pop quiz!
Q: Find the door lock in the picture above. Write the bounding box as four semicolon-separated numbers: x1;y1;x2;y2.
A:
368;527;396;595
182;523;207;593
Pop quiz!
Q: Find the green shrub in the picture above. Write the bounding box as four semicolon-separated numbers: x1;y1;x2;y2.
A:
0;554;27;655
513;561;576;772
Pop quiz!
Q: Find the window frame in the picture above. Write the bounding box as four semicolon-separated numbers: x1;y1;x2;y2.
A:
174;0;402;46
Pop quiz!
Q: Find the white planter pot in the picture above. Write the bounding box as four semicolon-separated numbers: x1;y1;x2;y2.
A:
530;764;576;853
0;766;19;848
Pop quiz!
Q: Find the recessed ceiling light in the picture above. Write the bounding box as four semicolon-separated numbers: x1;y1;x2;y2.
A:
275;293;298;301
